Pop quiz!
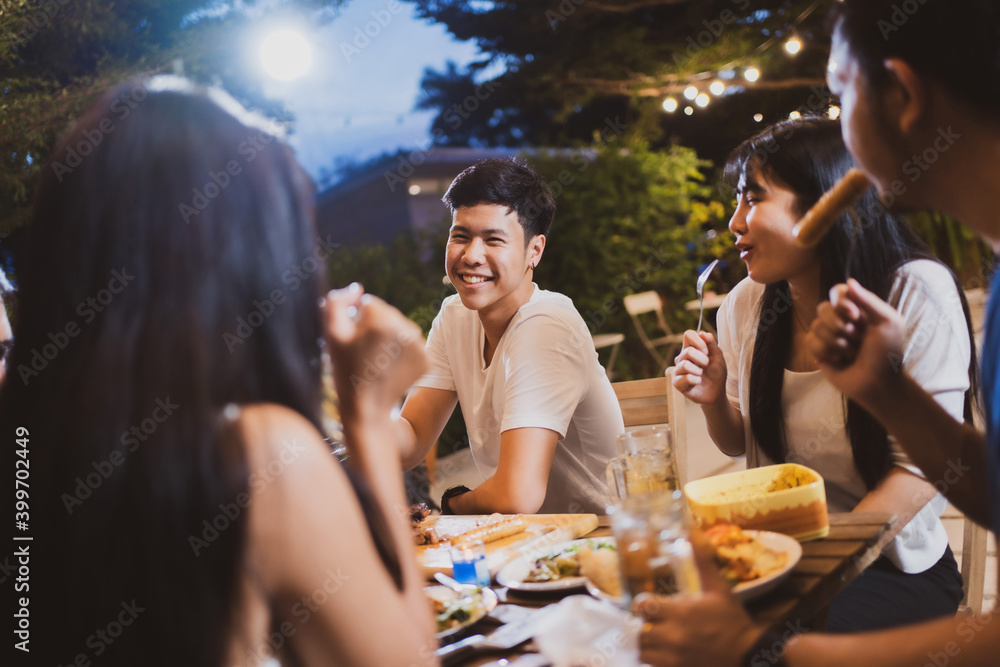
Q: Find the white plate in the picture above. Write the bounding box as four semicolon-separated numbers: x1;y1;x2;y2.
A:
425;585;499;639
581;530;801;605
496;538;617;592
730;530;801;602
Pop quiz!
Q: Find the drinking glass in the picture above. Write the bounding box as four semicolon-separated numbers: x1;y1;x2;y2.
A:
608;490;701;607
606;426;678;500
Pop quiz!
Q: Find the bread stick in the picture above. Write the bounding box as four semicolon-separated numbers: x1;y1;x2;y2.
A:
453;515;528;546
792;168;871;248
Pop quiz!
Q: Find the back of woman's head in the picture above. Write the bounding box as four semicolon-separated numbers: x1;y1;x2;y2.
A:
723;116;932;293
0;77;324;665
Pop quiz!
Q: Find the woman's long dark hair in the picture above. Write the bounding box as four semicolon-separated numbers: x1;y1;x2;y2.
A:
723;117;978;490
0;79;399;666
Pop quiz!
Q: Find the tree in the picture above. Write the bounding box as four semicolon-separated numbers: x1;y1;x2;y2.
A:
407;0;832;161
0;0;338;233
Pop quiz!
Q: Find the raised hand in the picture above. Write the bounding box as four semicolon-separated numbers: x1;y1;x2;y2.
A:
673;330;728;406
806;278;906;409
323;283;427;416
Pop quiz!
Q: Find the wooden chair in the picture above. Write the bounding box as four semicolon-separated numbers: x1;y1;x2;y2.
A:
612;368;687;487
960;517;989;614
624;291;686;373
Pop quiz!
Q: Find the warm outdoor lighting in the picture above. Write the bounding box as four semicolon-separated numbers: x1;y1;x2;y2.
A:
744;67;760;83
828;105;841;119
785;37;802;55
408;184;422;195
260;29;313;81
709;81;725;96
684;106;694;116
754;113;764;122
695;93;710;108
789;110;802;119
662;98;678;112
684;86;698;100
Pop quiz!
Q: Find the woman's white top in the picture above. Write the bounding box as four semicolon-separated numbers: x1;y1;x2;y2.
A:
717;260;972;573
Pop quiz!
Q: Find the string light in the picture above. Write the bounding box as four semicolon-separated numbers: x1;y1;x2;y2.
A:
744;67;760;83
789;110;801;119
408;184;421;195
684;86;698;100
695;93;710;108
684;106;694;116
754;113;763;122
663;98;678;112
827;105;841;119
709;80;725;96
785;37;802;55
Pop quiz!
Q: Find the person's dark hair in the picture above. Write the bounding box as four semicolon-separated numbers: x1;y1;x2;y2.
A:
443;157;556;241
832;0;1000;118
723;116;979;490
0;78;400;666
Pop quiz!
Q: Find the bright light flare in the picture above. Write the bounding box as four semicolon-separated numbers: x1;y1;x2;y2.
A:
709;81;725;96
684;86;698;100
744;67;760;83
789;110;802;119
785;37;802;55
260;29;313;81
828;105;841;120
684;106;694;116
695;93;710;108
662;98;678;113
753;113;763;122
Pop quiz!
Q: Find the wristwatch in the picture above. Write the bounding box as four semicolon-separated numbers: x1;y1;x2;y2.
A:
440;485;471;515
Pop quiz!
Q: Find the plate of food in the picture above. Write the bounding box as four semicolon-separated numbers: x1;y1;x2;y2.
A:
425;584;499;639
704;524;802;602
579;526;801;605
495;538;617;592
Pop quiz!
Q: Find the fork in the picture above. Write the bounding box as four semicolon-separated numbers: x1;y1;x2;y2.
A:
696;259;720;333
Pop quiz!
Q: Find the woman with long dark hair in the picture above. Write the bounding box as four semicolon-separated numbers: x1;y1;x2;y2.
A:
673;117;974;632
0;78;436;666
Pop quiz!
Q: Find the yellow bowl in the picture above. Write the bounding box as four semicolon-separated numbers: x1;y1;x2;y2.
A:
684;463;829;542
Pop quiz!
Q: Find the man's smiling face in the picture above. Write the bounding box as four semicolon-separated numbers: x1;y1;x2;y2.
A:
446;204;543;320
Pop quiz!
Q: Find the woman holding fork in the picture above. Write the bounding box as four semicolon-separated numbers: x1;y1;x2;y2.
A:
673;116;974;631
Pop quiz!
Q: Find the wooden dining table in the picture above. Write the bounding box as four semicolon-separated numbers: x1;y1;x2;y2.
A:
453;511;896;666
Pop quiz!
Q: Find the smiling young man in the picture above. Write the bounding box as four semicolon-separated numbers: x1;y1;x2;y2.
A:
394;158;623;515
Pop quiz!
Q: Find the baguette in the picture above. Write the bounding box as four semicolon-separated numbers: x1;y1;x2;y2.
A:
792;168;871;248
452;515;528;546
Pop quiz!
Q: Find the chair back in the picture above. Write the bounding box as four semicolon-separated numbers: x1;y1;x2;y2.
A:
623;291;684;372
612;368;687;486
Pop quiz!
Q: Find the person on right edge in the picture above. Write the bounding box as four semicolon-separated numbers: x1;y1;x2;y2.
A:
636;0;1000;665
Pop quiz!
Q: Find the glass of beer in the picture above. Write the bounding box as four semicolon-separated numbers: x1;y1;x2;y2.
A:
608;490;701;607
606;426;678;500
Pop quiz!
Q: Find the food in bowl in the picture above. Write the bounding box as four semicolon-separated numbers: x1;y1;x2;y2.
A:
684;463;829;541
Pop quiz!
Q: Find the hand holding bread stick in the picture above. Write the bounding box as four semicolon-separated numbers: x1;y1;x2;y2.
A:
792;168;871;248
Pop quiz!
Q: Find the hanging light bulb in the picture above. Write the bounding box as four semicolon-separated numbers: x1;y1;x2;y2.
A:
753;113;764;122
785;37;802;55
695;93;710;108
684;106;694;116
744;67;760;83
789;110;802;119
684;86;698;100
827;105;841;119
709;80;725;96
662;98;678;113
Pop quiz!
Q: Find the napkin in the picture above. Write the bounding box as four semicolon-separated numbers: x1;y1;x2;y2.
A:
532;595;642;667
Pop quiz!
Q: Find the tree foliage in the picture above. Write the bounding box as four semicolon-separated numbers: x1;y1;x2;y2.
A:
0;0;338;232
406;0;832;159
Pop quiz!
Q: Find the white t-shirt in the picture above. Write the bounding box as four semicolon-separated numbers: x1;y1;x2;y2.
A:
416;285;624;514
718;259;972;573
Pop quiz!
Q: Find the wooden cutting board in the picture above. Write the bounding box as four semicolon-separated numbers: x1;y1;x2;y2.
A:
416;513;599;580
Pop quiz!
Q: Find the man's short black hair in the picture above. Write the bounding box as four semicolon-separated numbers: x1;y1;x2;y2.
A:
442;158;556;241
